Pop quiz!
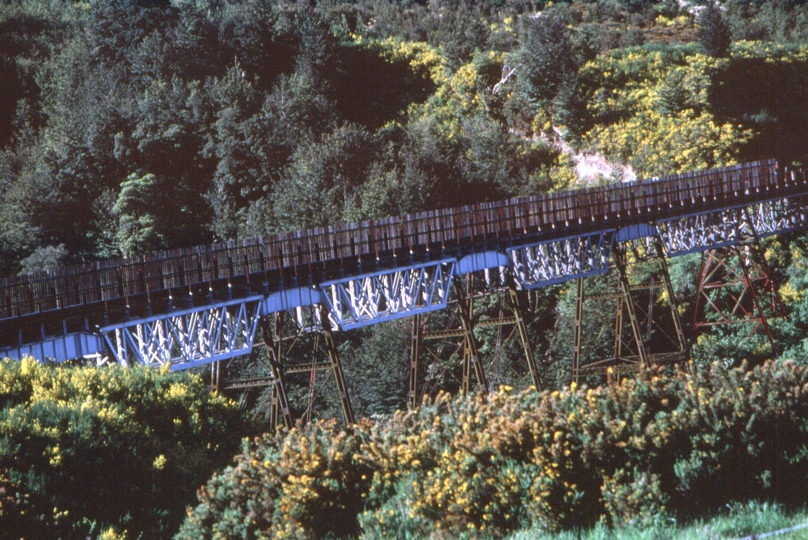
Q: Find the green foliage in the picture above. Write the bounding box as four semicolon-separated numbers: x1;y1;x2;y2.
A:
1;0;807;271
16;243;67;274
515;13;579;112
272;124;378;230
176;419;372;540
579;44;754;176
179;360;808;538
697;2;732;58
5;0;808;448
709;44;808;163
112;173;165;255
0;358;250;540
340;322;411;418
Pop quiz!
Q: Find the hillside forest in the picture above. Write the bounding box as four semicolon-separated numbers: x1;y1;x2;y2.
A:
5;0;808;413
6;0;808;410
7;0;808;538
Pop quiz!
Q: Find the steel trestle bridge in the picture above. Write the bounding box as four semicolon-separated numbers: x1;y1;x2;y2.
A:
2;159;807;424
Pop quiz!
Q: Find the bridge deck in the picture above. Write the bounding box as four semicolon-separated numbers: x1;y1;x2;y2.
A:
1;159;805;351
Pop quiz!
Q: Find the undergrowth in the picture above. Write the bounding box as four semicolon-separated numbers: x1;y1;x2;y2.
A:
178;359;808;539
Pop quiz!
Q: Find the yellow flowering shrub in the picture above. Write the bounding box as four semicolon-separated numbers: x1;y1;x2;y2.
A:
179;419;373;540
180;360;808;538
0;358;248;540
578;45;757;177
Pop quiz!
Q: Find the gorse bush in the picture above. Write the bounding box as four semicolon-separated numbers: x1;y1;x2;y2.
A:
0;358;250;540
179;360;808;539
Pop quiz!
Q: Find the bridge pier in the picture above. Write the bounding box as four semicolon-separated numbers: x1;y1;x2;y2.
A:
573;238;688;382
412;271;543;398
614;244;651;370
319;304;355;425
259;314;292;431
693;244;783;358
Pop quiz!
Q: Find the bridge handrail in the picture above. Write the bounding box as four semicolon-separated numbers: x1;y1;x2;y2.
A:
2;159;801;321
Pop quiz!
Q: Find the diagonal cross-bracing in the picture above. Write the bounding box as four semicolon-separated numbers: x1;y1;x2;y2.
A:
320;259;455;330
744;196;808;238
657;197;808;257
656;208;746;256
508;231;614;290
101;296;262;370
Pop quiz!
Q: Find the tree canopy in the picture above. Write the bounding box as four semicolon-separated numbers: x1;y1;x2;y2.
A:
3;0;808;275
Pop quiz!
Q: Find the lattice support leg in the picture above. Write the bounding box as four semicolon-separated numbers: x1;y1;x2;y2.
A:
461;341;472;394
259;314;293;430
210;361;221;392
573;278;584;383
319;304;355;425
456;278;489;394
655;239;688;355
613;293;624;360
408;313;422;410
507;278;541;390
614;245;650;368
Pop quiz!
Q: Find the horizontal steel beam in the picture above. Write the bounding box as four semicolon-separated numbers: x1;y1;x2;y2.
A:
8;185;808;369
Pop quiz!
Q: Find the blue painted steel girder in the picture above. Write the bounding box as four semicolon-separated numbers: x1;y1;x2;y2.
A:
0;333;106;364
10;192;808;369
320;259;456;330
100;296;263;371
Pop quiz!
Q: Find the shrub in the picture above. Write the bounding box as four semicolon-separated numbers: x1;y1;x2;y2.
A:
0;358;250;540
178;360;808;538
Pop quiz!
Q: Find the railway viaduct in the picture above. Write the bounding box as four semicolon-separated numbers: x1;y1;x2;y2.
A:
1;159;805;426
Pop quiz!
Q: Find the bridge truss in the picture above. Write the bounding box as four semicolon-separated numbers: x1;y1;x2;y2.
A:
2;161;808;426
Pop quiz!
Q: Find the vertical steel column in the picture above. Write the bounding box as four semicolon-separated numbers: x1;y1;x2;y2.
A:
456;277;489;394
269;385;279;431
259;314;293;430
613;245;650;368
646;277;655;343
462;340;473;394
506;278;541;390
210;361;221;392
319;304;355;425
408;313;421;409
572;278;584;383
612;293;624;360
737;246;778;357
655;239;687;354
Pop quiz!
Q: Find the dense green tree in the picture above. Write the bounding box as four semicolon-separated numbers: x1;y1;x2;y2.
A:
341;322;411;417
215;1;299;90
17;244;68;275
112;173;166;256
205;66;336;239
430;3;492;71
698;2;732;57
514;13;580;112
272;124;377;230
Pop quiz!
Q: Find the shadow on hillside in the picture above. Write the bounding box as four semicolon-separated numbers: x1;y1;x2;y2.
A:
710;56;808;165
